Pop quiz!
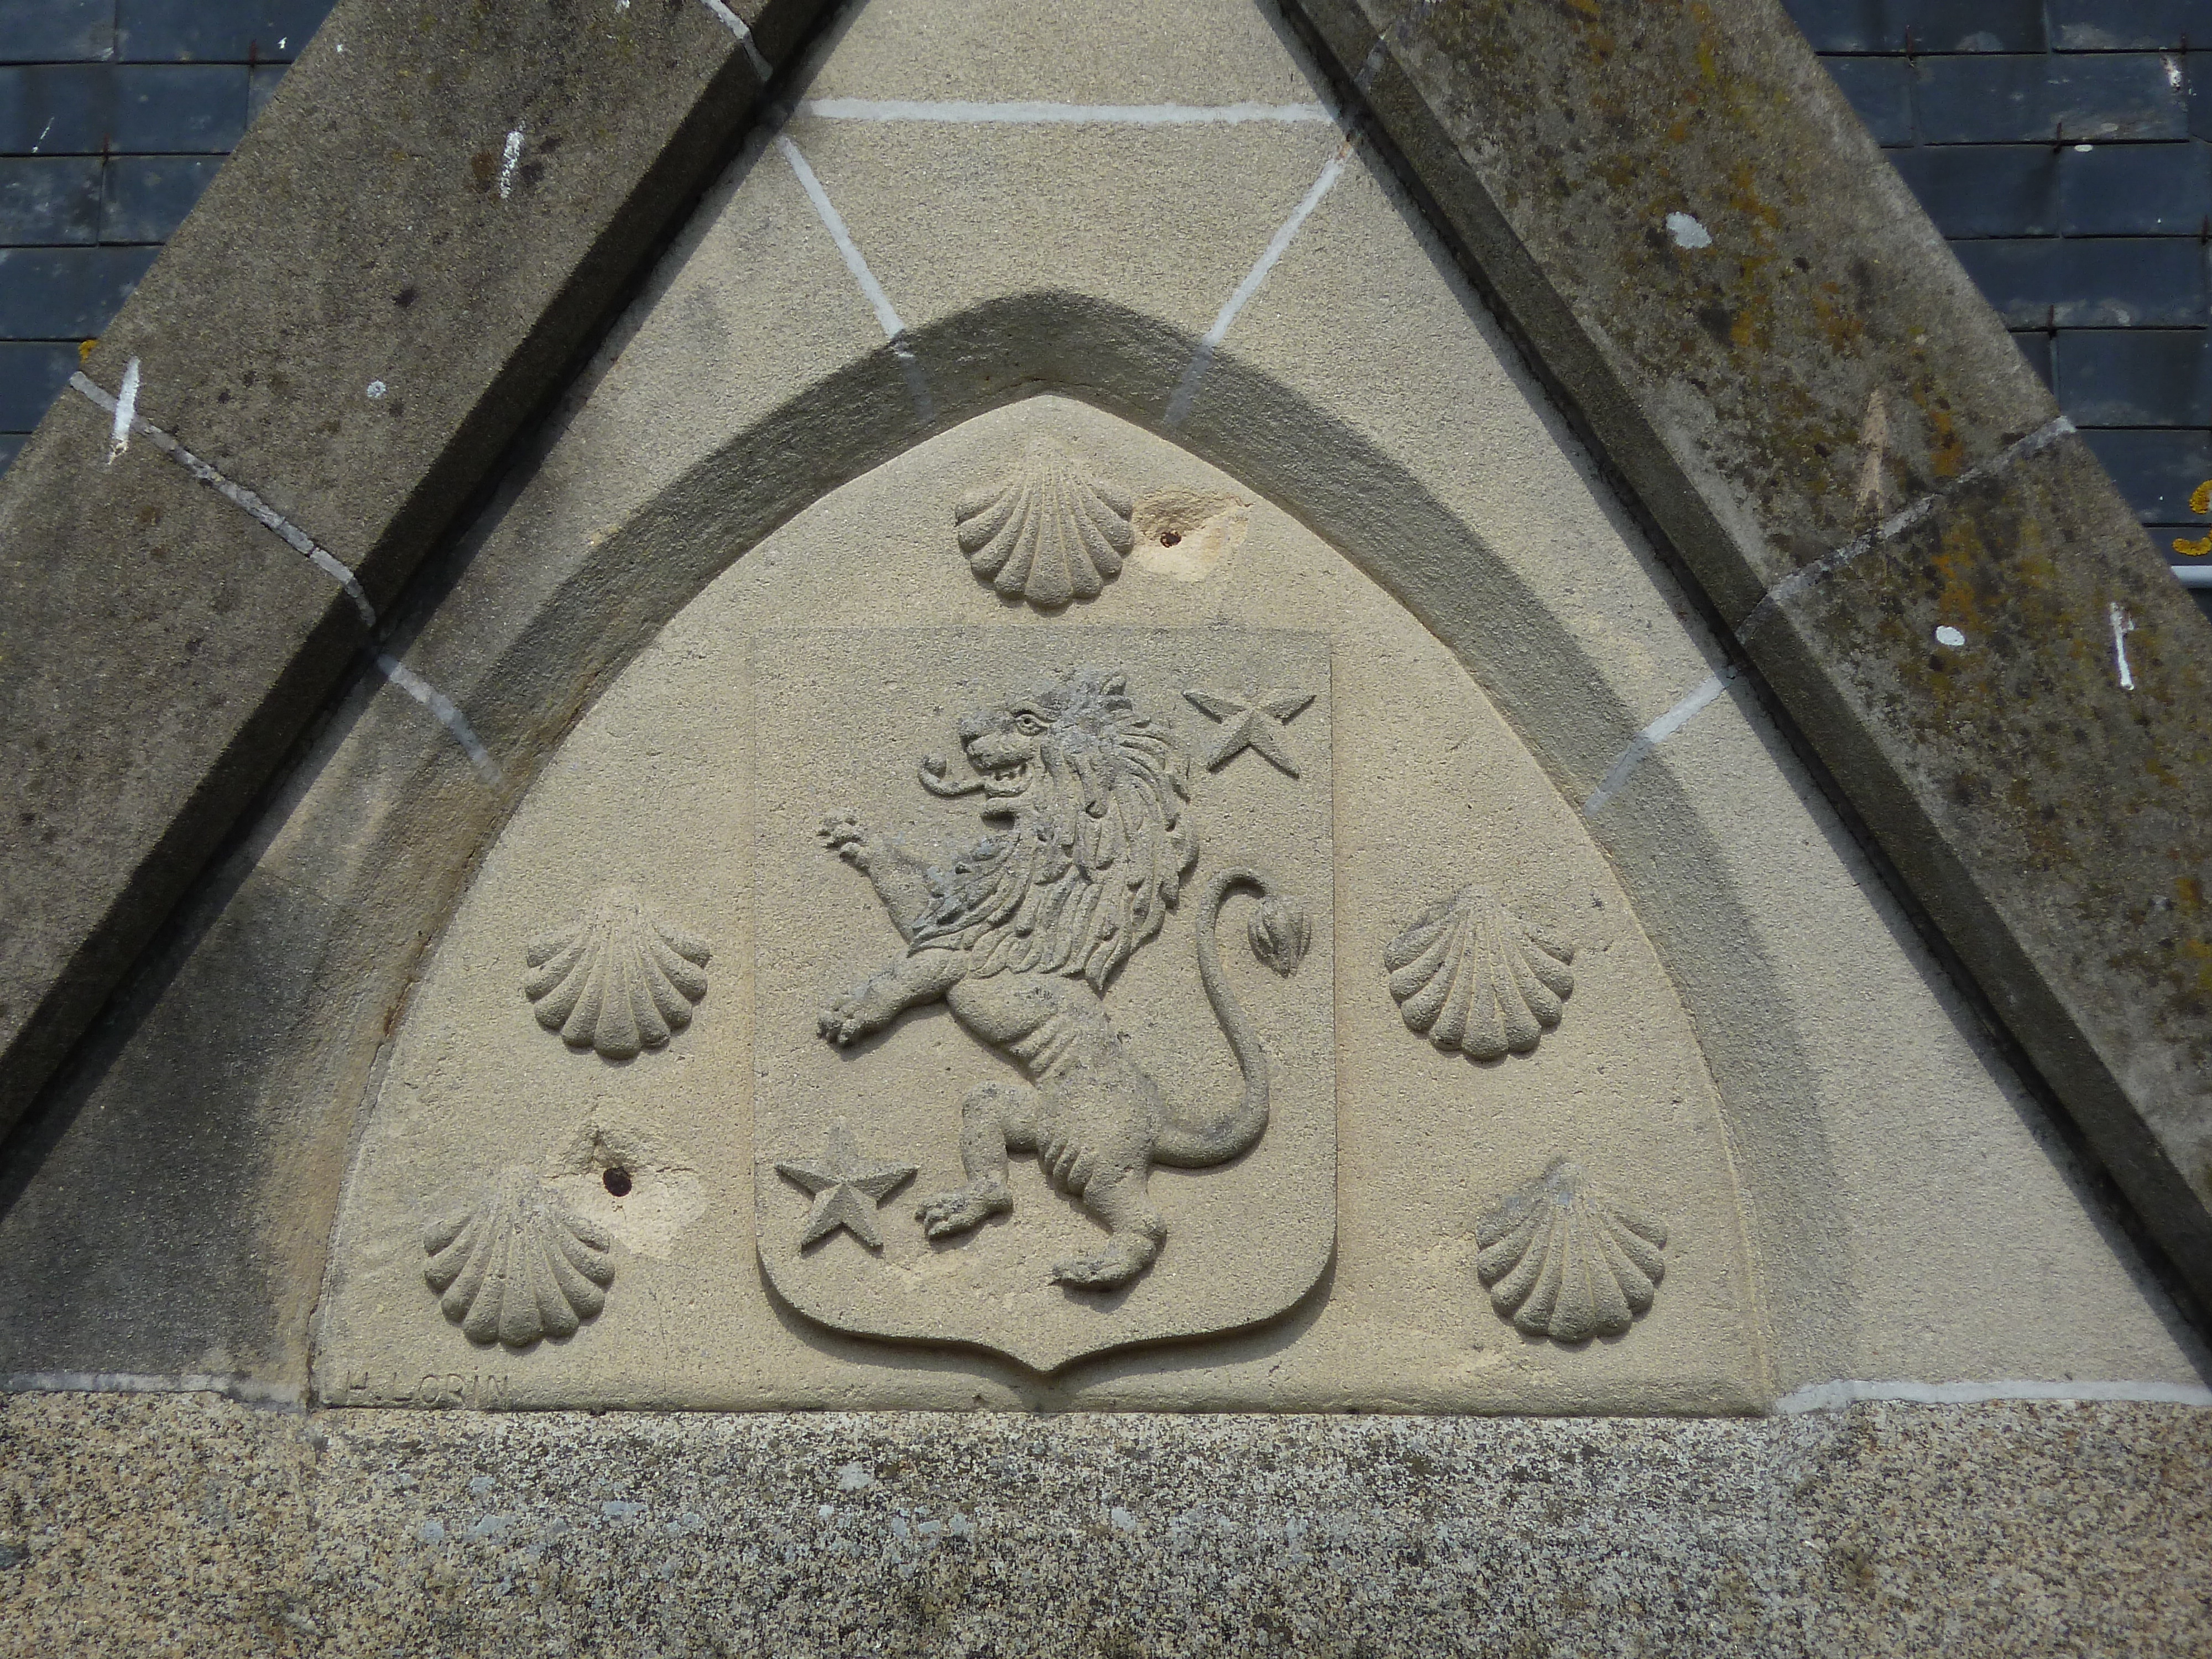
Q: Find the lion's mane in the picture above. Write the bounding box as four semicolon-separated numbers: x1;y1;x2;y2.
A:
907;670;1197;990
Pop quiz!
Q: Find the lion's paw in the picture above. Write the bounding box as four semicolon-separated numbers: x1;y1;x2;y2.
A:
815;812;870;865
816;1000;867;1046
1051;1238;1155;1290
917;1186;1011;1239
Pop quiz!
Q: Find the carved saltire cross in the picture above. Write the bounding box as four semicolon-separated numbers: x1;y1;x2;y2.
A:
1181;686;1315;776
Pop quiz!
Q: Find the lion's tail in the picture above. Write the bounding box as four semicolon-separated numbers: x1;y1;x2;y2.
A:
1153;867;1286;1169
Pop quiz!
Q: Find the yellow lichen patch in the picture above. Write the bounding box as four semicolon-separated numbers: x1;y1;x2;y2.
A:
2173;481;2212;556
1809;291;1865;357
2182;937;2212;993
1726;165;1781;233
1923;406;1965;478
1924;517;1994;680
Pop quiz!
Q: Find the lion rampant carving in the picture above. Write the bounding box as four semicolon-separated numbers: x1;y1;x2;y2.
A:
816;667;1307;1288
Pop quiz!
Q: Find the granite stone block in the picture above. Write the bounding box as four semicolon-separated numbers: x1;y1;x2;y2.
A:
1949;235;2206;325
0;64;114;156
0;0;117;65
3;1394;2210;1656
2056;327;2212;424
0;342;79;431
98;154;217;243
0;246;154;336
0;156;101;244
2056;139;2212;233
2051;0;2212;51
117;0;333;64
2080;425;2212;519
109;64;247;153
1916;53;2188;142
1823;54;1914;142
1886;143;2056;234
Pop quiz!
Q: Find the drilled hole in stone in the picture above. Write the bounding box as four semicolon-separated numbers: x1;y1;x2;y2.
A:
1131;489;1249;580
603;1167;633;1197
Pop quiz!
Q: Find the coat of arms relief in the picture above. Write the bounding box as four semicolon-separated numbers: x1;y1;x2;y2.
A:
318;404;1750;1413
752;629;1336;1371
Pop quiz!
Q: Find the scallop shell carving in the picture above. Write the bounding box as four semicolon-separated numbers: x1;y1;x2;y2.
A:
422;1166;617;1348
523;885;711;1060
1383;884;1575;1059
1475;1160;1667;1343
953;440;1134;609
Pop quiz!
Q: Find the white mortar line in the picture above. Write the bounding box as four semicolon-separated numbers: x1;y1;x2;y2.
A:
1165;138;1354;429
105;355;138;463
794;98;1335;125
496;126;524;200
2;1369;305;1409
2110;601;2138;692
71;369;499;780
1585;414;2077;815
1735;414;2075;645
777;133;936;424
1777;1378;2212;1413
374;652;499;781
695;0;770;77
70;371;377;627
1582;666;1738;815
2175;565;2212;587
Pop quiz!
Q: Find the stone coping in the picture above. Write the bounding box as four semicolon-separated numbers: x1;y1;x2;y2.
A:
1280;0;2212;1315
0;0;834;1136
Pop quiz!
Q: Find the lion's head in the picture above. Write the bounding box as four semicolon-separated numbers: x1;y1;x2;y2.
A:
909;669;1196;990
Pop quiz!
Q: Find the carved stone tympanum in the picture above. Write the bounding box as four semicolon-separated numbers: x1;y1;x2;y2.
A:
321;398;1766;1414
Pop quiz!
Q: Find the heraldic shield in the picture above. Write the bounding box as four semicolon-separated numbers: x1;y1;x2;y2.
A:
753;628;1336;1371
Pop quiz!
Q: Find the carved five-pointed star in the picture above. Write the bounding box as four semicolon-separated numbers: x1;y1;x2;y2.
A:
776;1123;916;1250
1182;686;1316;776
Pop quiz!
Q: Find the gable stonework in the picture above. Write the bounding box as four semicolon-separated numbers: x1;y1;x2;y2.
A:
1;0;2208;1649
1284;0;2212;1312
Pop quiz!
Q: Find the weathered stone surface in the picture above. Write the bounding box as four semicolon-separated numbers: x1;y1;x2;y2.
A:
314;402;1767;1411
6;0;2200;1401
1281;0;2212;1311
0;0;831;1138
0;391;358;1156
4;1392;2210;1653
